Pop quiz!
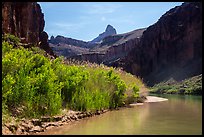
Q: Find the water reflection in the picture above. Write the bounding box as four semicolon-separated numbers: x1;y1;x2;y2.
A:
41;94;202;135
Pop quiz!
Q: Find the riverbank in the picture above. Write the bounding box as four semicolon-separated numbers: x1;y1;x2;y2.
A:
2;109;109;135
2;95;168;135
145;96;168;103
149;74;202;95
129;96;168;107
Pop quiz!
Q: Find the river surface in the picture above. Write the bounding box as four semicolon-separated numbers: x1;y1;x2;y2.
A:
42;94;202;135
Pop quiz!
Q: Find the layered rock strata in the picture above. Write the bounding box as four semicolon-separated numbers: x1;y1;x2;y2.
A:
2;2;55;56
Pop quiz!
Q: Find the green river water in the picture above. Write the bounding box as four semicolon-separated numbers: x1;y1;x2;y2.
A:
42;94;202;135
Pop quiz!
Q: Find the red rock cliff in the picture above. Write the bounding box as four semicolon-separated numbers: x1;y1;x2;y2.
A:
2;2;55;56
121;2;202;85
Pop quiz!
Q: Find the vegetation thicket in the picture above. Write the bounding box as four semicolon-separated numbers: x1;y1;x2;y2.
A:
149;75;202;95
2;34;146;124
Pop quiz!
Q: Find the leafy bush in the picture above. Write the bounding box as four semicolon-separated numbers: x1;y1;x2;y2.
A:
105;69;127;108
2;40;62;117
2;34;20;46
2;34;143;119
133;85;139;98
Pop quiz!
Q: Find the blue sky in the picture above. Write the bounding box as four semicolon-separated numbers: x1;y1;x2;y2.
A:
38;2;183;41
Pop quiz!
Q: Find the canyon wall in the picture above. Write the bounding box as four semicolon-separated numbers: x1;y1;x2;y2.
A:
120;2;202;85
69;28;146;64
71;38;140;65
2;2;55;56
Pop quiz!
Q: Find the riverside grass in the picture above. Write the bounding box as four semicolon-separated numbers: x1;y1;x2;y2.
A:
2;34;146;124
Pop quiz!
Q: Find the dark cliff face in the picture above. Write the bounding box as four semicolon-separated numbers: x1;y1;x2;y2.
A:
49;35;92;48
2;2;55;57
48;35;94;57
2;2;44;44
121;2;202;86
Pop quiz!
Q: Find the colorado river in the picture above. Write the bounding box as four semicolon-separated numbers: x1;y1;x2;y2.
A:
41;94;202;135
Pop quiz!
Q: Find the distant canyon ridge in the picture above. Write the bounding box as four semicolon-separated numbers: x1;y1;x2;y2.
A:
49;25;146;65
2;2;202;86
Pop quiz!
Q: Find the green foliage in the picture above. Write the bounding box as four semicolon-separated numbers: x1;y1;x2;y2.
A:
133;85;139;98
2;34;143;119
2;39;62;117
105;69;127;108
30;46;46;55
2;41;13;56
2;34;20;46
53;64;127;111
150;75;202;95
124;85;140;104
70;69;108;111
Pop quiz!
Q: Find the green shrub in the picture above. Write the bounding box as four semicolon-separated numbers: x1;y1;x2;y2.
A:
166;88;178;94
2;34;20;46
105;69;127;108
133;85;139;98
2;40;62;117
2;34;143;119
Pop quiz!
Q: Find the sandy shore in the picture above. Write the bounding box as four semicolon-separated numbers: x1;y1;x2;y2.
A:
144;96;168;103
129;96;168;107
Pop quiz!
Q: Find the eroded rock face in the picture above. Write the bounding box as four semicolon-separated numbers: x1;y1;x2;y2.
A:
2;2;44;44
2;2;55;56
121;2;202;86
39;31;56;57
103;38;141;65
48;35;93;57
49;25;145;64
70;28;146;64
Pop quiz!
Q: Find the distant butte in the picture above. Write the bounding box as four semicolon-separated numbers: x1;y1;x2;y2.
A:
90;24;117;43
